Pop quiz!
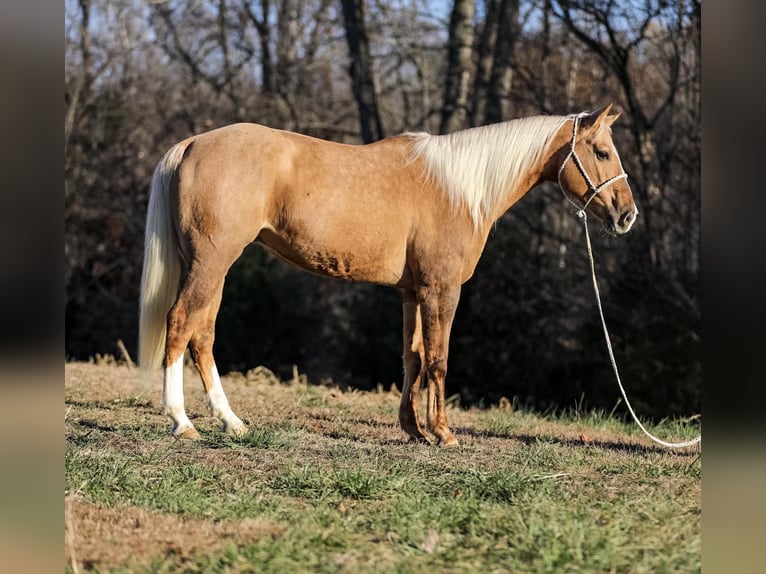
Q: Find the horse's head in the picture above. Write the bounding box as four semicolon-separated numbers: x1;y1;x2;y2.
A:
557;104;638;235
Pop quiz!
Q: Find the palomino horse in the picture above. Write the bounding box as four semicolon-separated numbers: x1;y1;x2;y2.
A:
139;104;637;447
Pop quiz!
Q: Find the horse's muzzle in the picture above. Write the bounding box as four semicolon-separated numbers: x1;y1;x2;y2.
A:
612;206;637;235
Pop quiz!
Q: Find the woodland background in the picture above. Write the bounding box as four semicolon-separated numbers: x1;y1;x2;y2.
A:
64;0;701;419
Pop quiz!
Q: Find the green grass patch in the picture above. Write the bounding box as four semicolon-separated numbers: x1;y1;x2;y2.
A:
201;422;298;450
65;363;700;573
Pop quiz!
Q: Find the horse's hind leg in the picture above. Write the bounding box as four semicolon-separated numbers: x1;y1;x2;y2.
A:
163;284;203;439
188;278;247;436
163;343;198;439
164;257;245;438
398;292;429;443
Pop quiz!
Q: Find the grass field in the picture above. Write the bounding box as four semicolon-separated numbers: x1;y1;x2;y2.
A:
64;361;701;573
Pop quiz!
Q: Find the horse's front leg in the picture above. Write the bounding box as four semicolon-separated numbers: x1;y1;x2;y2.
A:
398;292;430;443
420;284;461;448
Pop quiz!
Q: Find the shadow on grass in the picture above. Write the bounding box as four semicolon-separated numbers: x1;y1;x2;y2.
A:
303;419;691;455
73;418;118;433
455;427;698;456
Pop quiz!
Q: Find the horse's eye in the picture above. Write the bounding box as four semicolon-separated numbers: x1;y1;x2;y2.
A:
595;149;610;161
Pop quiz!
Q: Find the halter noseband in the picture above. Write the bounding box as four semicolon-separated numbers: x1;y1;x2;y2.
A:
557;113;628;218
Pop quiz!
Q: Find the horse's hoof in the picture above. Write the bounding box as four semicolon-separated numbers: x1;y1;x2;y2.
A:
224;419;248;437
174;426;201;440
438;436;460;448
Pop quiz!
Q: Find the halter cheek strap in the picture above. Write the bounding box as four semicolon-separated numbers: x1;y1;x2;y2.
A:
557;114;628;218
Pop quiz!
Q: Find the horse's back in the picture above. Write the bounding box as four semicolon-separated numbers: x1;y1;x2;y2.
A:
171;124;431;286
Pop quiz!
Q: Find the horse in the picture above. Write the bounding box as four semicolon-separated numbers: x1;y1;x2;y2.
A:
138;103;637;447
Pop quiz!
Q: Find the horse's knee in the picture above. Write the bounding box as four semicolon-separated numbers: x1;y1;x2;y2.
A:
426;356;447;380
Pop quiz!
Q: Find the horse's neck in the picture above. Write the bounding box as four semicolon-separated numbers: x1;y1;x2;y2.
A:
485;160;551;226
485;117;571;225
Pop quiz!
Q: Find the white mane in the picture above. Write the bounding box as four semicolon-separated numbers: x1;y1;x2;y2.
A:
410;115;568;230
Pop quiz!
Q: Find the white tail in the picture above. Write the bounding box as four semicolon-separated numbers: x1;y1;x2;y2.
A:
138;141;191;369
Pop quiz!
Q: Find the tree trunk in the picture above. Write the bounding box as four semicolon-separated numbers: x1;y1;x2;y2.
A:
65;0;91;150
276;0;300;128
540;0;552;111
242;0;275;95
440;0;475;134
485;0;519;124
340;0;384;143
471;0;499;126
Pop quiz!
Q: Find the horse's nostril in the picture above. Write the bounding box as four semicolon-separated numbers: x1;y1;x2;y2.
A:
617;208;636;230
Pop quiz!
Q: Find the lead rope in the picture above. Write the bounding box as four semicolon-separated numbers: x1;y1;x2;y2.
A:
560;114;701;449
579;211;701;449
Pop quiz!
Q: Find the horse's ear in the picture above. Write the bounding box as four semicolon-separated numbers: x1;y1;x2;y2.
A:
579;103;613;133
606;110;621;127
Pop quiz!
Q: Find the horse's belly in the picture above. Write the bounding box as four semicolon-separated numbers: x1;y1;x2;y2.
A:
257;228;407;285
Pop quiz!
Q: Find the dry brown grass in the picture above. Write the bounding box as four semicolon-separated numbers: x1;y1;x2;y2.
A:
65;497;283;570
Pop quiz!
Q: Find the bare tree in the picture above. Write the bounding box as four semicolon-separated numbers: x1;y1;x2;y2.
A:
471;0;498;125
485;0;519;124
440;0;475;134
64;0;91;151
275;0;300;127
241;0;275;95
152;1;253;120
340;0;384;142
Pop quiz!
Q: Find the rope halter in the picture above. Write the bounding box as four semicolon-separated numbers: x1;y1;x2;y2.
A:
557;113;628;219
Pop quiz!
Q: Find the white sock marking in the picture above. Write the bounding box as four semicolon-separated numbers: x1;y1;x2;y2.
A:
206;365;246;434
163;355;194;434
